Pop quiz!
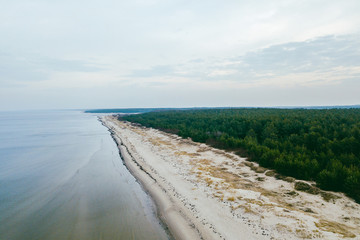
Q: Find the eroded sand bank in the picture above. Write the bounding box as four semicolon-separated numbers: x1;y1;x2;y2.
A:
102;115;360;240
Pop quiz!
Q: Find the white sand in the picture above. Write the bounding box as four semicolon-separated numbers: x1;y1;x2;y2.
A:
102;116;360;240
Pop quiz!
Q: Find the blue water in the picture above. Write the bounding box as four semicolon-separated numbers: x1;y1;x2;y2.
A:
0;110;170;240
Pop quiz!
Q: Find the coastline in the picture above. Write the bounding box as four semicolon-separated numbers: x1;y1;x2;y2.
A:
100;117;206;240
101;115;360;240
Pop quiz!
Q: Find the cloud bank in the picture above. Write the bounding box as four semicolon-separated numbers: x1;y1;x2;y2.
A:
0;0;359;110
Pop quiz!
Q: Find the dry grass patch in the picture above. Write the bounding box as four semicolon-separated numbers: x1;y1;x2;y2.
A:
256;177;265;181
175;151;200;157
209;168;240;182
294;181;320;195
285;191;298;196
294;228;313;239
242;205;258;215
320;191;341;202
315;220;356;238
131;128;146;136
265;170;276;176
149;139;161;146
196;147;211;152
213;149;225;154
283;177;295;182
204;177;214;186
157;139;173;146
227;196;236;201
254;166;267;173
244;161;254;167
276;223;292;234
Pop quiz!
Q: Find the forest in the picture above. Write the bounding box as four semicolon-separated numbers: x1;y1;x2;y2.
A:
121;108;360;202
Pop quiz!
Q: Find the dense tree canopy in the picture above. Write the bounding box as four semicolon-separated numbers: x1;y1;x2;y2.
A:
121;108;360;202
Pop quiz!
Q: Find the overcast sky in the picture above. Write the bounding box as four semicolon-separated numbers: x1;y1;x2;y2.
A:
1;0;360;110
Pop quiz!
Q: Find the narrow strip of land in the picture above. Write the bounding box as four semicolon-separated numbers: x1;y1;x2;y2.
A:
102;115;360;240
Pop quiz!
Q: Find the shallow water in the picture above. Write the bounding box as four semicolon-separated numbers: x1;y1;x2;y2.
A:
0;110;170;240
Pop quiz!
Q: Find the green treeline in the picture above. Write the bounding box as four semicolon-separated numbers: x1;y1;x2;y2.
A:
121;108;360;202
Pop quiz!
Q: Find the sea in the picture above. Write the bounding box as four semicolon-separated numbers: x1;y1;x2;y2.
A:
0;110;170;240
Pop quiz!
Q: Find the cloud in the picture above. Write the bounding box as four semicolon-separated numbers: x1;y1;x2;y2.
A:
240;35;360;74
1;1;360;109
124;34;360;89
129;65;174;78
0;54;106;86
34;58;106;72
232;34;360;87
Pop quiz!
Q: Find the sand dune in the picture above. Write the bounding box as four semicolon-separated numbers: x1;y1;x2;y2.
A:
102;115;360;240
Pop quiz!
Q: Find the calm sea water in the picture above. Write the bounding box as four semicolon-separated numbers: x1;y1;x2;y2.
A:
0;110;170;240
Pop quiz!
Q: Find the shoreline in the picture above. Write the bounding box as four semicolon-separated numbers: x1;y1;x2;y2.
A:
100;117;206;240
101;115;360;240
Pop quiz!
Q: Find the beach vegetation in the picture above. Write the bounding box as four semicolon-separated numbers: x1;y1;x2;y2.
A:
121;108;360;202
315;220;356;238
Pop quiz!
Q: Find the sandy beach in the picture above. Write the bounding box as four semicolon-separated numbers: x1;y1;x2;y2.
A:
101;115;360;240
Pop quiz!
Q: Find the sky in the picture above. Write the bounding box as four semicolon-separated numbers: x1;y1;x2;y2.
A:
1;0;360;110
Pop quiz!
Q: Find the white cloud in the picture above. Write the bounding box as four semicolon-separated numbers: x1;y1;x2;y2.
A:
207;70;238;77
1;0;360;110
